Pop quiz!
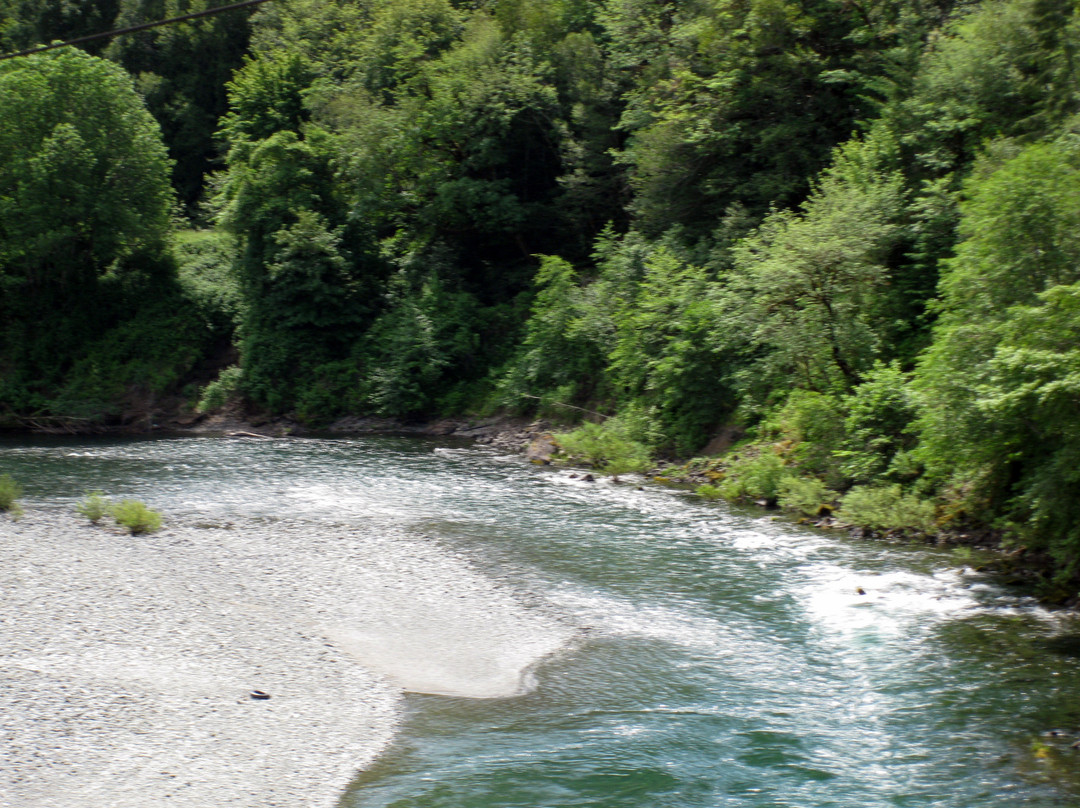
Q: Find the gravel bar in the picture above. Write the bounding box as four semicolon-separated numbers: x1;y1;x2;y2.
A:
0;509;571;808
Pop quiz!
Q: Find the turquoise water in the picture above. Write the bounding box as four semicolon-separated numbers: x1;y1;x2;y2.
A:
4;434;1080;806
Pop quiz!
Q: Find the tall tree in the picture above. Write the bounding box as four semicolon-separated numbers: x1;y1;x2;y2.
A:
105;0;255;209
0;0;119;55
0;48;174;406
914;134;1080;566
608;0;893;239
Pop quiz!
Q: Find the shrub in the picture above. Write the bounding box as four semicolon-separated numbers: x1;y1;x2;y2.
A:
174;229;244;333
358;270;481;418
76;491;110;523
111;500;163;534
495;254;606;411
778;476;838;516
761;390;847;482
197;366;243;413
294;359;365;424
49;287;217;421
718;452;790;501
0;474;23;518
697;483;723;500
556;417;652;476
837;485;936;534
836;361;918;484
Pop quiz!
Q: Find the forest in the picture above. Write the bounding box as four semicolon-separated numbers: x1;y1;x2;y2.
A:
3;0;1080;590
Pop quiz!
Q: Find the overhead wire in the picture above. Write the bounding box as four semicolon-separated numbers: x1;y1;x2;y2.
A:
0;0;276;62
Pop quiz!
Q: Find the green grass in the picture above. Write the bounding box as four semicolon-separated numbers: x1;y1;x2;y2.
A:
0;474;24;518
76;491;110;523
837;484;936;534
777;476;837;517
111;500;163;534
555;418;652;476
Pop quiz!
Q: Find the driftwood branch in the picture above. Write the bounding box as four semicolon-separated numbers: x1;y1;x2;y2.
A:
15;414;94;434
519;395;609;420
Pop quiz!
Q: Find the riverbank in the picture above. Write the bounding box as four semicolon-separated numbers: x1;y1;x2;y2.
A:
0;507;570;807
183;409;557;455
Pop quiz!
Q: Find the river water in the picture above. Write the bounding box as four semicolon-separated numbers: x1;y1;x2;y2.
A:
4;434;1080;807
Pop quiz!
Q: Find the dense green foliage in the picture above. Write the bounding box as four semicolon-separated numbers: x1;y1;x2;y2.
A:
5;0;1080;584
105;1;254;208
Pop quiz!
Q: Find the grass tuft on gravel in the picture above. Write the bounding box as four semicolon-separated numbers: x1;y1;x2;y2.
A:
0;474;23;518
111;500;163;534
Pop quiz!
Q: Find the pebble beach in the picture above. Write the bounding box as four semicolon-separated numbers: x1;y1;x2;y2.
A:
0;508;571;808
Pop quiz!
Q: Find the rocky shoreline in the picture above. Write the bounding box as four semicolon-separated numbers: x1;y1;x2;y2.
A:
179;410;558;455
0;507;570;808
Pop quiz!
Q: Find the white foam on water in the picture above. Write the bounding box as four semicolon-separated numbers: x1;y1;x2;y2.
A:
431;447;474;459
280;481;472;522
548;586;763;658
792;563;1054;654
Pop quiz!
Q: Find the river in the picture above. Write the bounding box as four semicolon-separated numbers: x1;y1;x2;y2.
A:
3;434;1080;807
